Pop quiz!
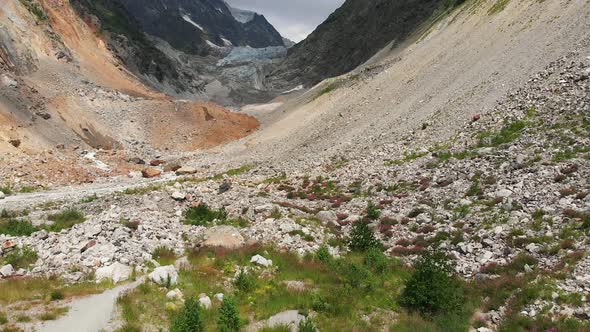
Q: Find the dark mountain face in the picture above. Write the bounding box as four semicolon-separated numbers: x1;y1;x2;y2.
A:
269;0;463;89
116;0;284;56
71;0;188;89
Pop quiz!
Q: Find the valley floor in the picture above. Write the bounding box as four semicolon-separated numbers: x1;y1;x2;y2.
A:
0;44;589;331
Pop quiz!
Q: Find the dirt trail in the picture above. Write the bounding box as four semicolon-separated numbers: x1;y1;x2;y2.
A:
0;175;178;211
37;278;145;332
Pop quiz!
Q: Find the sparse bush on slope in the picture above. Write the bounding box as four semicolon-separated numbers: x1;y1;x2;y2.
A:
400;250;464;316
170;297;204;332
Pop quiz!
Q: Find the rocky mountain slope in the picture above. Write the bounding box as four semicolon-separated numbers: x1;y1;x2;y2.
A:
269;0;463;88
71;0;289;102
0;0;258;186
116;0;284;56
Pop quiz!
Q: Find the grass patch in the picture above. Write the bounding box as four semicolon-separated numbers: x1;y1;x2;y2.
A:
46;209;85;232
313;82;341;100
183;204;228;227
120;184;163;196
1;246;38;269
38;307;69;321
152;246;177;266
488;0;510;15
0;218;39;236
0;277;110;304
0;186;12;196
19;0;47;21
211;165;253;180
385;151;429;166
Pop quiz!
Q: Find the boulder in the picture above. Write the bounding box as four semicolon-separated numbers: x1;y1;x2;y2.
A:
149;265;179;286
128;157;145;165
266;310;305;329
95;262;132;284
1;74;17;88
218;181;232;194
316;210;337;223
496;189;512;198
251;254;273;267
254;204;274;213
35;111;51;120
0;191;5;200
199;294;212;309
0;264;14;277
202;226;244;249
150;159;166;166
142;168;162;178
176;167;197;175
164;164;182;172
166;288;184;300
171;191;187;201
214;293;224;302
9;139;21;148
283;280;306;292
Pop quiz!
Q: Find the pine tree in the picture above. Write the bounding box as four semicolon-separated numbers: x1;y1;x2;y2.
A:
218;297;240;332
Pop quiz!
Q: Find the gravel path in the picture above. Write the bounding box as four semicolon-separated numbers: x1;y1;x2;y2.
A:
0;174;178;211
37;278;144;332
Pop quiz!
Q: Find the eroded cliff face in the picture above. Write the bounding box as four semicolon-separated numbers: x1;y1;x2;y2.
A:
0;0;259;185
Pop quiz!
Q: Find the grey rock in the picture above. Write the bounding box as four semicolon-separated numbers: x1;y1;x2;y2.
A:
218;181;232;194
171;191;186;201
149;265;179;286
199;294;212;309
95;262;133;284
0;264;14;277
251;254;273;267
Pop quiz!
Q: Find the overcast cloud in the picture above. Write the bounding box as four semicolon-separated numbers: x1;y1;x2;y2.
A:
226;0;345;42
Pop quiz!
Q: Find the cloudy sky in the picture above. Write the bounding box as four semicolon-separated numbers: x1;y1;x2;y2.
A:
226;0;345;42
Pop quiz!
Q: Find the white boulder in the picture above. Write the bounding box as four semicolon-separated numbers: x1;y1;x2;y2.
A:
251;254;273;267
166;288;184;300
149;265;179;286
95;262;133;284
0;264;15;277
199;294;212;309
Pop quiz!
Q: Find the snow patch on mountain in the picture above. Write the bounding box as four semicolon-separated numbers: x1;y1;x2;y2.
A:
180;12;204;31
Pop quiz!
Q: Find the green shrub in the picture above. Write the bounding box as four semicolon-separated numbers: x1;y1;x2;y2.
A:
0;312;7;324
0;186;12;195
50;290;64;301
343;262;375;290
364;247;389;274
400;250;464;316
315;245;333;264
0;218;39;236
218;297;241;332
183;204;227;226
366;201;381;220
311;294;333;313
298;317;319;332
348;221;381;252
3;246;38;269
46;209;85;232
170;297;203;332
234;270;256;292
